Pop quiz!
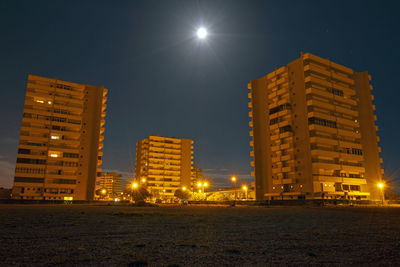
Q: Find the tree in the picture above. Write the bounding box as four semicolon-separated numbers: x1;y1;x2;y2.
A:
174;189;191;200
132;187;151;203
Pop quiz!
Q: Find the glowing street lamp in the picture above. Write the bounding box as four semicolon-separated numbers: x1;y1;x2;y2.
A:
196;27;207;39
196;181;209;193
231;176;237;203
182;186;187;191
141;178;146;183
242;185;248;200
378;182;385;205
132;182;138;189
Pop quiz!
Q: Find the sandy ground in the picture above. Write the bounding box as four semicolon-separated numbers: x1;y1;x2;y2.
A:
1;204;400;266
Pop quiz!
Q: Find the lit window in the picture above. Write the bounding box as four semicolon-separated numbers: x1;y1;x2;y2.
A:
48;151;61;158
51;135;60;140
48;101;52;104
36;100;44;103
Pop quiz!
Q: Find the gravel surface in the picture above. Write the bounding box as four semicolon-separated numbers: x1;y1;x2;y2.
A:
1;204;399;266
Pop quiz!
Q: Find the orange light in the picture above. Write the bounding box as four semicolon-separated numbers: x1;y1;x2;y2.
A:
231;176;236;182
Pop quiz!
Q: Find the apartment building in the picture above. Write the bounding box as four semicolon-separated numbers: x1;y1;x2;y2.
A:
134;135;193;200
248;53;383;201
191;165;203;191
98;172;122;199
11;74;107;201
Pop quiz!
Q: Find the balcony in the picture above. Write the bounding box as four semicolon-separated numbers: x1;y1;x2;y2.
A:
331;72;354;86
307;99;335;110
304;63;331;77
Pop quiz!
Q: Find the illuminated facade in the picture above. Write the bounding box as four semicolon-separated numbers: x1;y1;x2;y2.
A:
134;135;193;200
12;74;107;200
99;172;122;198
248;53;383;201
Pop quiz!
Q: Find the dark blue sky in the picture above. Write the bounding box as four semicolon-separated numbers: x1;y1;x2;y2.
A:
0;0;399;189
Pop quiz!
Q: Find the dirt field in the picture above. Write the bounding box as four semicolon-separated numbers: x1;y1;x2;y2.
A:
1;204;399;266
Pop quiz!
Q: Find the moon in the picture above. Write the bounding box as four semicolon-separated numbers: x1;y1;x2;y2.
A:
196;27;208;39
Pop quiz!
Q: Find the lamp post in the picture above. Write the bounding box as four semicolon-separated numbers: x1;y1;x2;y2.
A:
378;182;385;205
131;182;138;202
197;181;209;193
242;185;248;200
231;176;237;203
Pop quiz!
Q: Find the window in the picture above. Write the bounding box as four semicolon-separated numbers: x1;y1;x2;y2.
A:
308;117;337;128
332;88;344;97
351;148;363;156
48;151;62;158
52;179;76;184
16;158;46;165
50;134;61;140
350;185;360;191
63;153;79;158
14;177;44;183
279;125;292;133
269;118;279;125
269;103;291;115
18;149;30;154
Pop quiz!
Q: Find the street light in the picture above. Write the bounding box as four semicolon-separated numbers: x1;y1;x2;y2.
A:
131;182;138;203
242;185;248;200
182;186;187;191
196;181;209;193
378;182;385;205
141;178;146;183
231;176;237;203
196;27;207;39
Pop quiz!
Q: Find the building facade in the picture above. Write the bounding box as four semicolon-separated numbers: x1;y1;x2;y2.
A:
248;53;383;201
134;135;193;200
12;74;107;200
98;172;122;199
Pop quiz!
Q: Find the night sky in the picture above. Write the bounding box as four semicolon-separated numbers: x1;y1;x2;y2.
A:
0;0;399;190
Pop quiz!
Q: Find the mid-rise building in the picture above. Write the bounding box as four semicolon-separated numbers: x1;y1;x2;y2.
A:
11;74;107;200
98;172;122;198
248;53;383;201
134;135;193;200
191;165;203;191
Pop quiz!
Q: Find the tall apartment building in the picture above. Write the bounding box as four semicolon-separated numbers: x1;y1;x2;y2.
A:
134;135;193;200
248;53;383;201
12;74;107;201
98;172;122;199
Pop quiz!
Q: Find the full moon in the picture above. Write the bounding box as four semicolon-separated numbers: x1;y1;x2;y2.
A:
196;27;207;39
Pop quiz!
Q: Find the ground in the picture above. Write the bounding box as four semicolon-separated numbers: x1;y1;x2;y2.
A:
1;204;399;266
